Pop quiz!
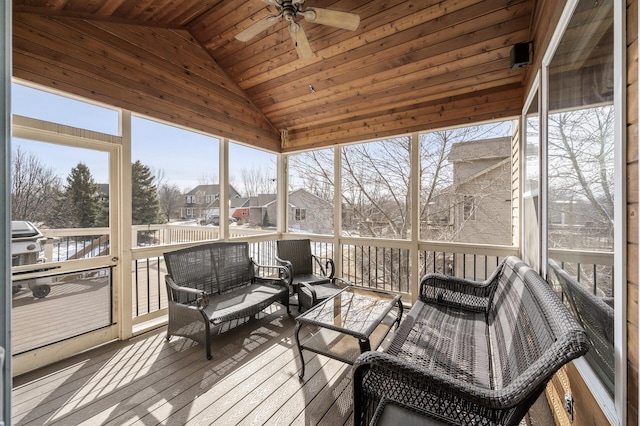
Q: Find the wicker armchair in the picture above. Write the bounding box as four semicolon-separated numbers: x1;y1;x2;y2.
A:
275;239;350;311
353;256;589;426
549;259;614;395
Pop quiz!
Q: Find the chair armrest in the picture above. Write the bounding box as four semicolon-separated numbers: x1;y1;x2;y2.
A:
419;273;496;312
165;275;209;310
353;351;495;425
274;255;294;287
311;254;335;278
353;323;589;425
353;351;528;425
332;276;352;287
253;262;291;291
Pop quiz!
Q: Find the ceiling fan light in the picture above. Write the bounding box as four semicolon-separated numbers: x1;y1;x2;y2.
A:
299;9;316;21
301;7;360;31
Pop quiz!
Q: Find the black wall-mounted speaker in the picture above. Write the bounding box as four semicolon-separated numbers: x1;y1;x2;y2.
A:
510;43;531;69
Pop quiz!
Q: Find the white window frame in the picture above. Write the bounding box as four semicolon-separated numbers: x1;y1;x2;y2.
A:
540;0;625;423
295;208;306;221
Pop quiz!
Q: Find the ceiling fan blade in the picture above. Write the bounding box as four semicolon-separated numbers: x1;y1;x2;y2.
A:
288;22;314;59
235;15;280;42
300;7;360;31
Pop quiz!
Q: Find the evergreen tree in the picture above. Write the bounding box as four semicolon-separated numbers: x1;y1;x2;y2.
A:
95;186;110;227
132;160;161;225
64;163;100;227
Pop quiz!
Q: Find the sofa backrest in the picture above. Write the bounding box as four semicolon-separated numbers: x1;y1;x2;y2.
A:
488;256;586;390
164;242;254;299
210;242;255;293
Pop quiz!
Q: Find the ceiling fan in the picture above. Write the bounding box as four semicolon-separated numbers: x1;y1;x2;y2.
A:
235;0;360;59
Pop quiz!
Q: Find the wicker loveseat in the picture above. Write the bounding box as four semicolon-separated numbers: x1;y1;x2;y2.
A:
163;241;290;360
353;256;589;426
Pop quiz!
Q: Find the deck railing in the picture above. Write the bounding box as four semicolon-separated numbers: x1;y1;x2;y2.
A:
549;248;614;298
19;225;613;327
340;242;411;294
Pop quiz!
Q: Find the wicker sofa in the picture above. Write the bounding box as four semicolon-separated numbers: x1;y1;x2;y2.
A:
353;256;589;426
163;241;290;360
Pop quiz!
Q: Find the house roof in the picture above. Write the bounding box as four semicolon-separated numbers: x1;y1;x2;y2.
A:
231;208;249;219
256;194;277;206
184;184;241;197
250;188;328;208
230;197;251;208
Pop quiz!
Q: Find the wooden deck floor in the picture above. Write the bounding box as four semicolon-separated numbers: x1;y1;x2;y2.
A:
12;305;355;426
11;303;553;426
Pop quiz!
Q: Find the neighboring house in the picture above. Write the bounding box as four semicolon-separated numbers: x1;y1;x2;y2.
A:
97;183;109;204
249;194;277;227
228;197;251;224
180;184;242;220
232;207;250;224
426;137;512;246
248;189;333;234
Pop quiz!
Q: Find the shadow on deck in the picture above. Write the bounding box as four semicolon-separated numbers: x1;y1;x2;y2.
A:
11;304;552;425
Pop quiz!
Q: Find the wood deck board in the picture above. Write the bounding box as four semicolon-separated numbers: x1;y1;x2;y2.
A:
11;306;355;426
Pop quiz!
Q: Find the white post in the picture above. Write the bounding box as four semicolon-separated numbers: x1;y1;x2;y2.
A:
277;154;288;235
410;132;420;304
118;110;133;340
1;1;11;423
333;146;343;276
220;138;229;240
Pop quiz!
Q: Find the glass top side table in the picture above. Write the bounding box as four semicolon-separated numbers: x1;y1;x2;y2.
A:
294;286;403;379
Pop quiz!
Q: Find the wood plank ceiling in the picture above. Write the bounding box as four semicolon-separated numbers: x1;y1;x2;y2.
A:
12;0;535;153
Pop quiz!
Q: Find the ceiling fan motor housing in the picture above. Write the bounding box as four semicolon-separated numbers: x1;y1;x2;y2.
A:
280;1;301;22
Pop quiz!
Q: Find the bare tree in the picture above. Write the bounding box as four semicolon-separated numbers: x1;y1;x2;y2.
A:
289;124;512;286
342;137;412;238
11;146;63;225
158;183;184;221
289;149;334;201
548;107;614;224
152;167;166;189
198;173;218;186
240;166;276;197
548;106;615;252
289;123;511;241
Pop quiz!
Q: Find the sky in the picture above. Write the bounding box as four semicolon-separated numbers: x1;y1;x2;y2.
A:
11;82;277;193
10;82;512;195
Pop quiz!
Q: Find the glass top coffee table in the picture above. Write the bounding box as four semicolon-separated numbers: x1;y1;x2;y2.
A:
294;286;403;379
